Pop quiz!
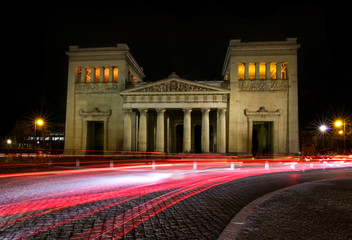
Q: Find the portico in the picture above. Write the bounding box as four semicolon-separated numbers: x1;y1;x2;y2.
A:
120;73;230;153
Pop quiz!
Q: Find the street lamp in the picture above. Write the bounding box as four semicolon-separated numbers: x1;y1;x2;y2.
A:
334;119;346;153
34;118;44;147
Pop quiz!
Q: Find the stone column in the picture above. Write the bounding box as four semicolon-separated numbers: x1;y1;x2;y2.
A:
218;108;227;153
183;109;192;153
201;109;210;153
138;109;148;151
108;66;113;82
266;62;271;80
255;62;260;80
100;67;104;82
156;109;166;152
81;67;86;82
245;63;249;80
91;67;95;82
123;109;132;151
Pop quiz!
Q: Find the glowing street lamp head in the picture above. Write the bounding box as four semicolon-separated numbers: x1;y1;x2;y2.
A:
319;125;328;132
36;119;44;126
335;120;342;127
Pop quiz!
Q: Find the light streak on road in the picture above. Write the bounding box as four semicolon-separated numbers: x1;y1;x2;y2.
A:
0;154;351;240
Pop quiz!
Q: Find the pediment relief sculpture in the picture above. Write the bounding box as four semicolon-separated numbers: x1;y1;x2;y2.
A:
122;78;229;94
139;80;215;92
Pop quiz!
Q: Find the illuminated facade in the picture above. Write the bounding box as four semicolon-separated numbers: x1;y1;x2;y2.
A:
65;38;300;155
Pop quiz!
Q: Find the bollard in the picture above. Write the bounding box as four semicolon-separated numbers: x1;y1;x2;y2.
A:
193;161;197;170
290;162;296;170
76;159;80;167
265;161;269;170
110;160;114;168
152;160;156;170
230;162;235;170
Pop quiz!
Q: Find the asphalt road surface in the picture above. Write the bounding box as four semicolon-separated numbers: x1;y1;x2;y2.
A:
0;158;351;239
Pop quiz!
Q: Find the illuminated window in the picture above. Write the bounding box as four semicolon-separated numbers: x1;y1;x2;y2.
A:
95;67;100;82
270;62;277;80
75;68;82;82
238;63;245;80
113;67;118;82
85;67;91;82
104;67;109;82
249;63;255;80
259;63;266;80
225;71;230;80
281;62;288;79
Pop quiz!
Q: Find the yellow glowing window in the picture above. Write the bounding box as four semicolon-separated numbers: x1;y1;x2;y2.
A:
270;62;277;79
104;67;109;82
95;67;100;82
75;68;82;82
259;63;266;80
85;67;91;82
238;63;245;80
113;67;118;82
281;62;288;79
249;63;255;80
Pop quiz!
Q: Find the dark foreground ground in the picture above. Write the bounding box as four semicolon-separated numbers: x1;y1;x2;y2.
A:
221;176;352;240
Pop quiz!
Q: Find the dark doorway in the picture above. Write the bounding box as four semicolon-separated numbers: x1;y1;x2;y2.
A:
176;125;183;153
194;124;201;153
87;121;104;154
252;121;273;156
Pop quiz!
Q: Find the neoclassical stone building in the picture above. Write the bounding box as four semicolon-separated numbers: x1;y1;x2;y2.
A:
65;38;300;155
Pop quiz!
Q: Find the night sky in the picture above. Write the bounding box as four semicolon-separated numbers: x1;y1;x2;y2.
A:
2;2;351;138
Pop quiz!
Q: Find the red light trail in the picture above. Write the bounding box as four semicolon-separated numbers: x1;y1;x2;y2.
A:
0;154;351;239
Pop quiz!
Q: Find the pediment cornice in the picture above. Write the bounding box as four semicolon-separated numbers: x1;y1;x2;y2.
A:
121;75;229;95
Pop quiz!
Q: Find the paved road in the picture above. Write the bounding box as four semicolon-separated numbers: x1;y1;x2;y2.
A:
0;160;351;239
234;177;352;240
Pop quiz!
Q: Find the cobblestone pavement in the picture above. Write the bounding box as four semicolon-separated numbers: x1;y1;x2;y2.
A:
235;177;352;240
0;167;352;239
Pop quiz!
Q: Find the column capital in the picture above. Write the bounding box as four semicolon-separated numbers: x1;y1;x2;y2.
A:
156;108;166;113
124;109;132;113
183;108;192;113
201;108;210;113
139;109;148;113
217;108;227;113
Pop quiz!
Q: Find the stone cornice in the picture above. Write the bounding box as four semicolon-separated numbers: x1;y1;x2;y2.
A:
79;108;112;116
244;107;280;117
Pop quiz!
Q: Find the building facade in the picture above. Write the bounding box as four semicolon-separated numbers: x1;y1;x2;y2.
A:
64;38;300;155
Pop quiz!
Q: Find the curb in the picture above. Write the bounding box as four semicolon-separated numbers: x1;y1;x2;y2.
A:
217;185;292;240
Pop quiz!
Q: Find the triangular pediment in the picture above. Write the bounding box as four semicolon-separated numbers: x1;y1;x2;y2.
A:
121;75;229;94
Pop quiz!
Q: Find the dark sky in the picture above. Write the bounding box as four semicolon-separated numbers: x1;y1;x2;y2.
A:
2;1;351;137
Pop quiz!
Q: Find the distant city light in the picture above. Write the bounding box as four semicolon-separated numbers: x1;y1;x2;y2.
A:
319;125;328;132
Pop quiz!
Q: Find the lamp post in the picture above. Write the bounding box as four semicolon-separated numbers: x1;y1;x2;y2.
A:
335;120;346;154
318;125;329;154
34;119;44;148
